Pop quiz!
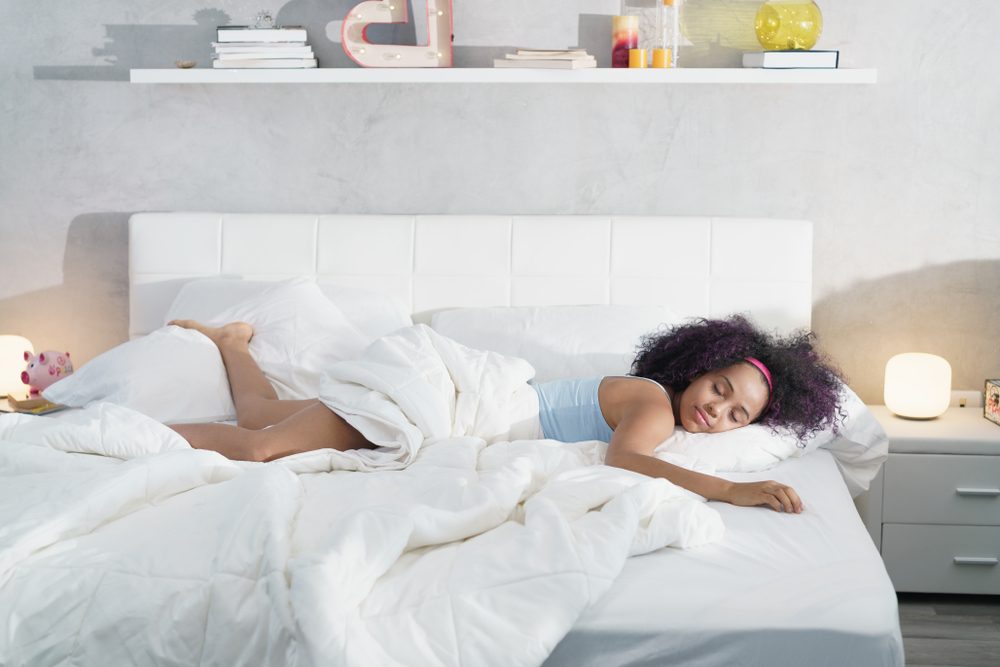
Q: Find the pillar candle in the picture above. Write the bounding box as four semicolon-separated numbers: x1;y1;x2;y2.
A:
612;16;639;68
629;48;648;68
652;47;672;68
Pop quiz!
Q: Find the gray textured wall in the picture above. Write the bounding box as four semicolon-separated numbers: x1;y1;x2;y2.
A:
1;0;998;404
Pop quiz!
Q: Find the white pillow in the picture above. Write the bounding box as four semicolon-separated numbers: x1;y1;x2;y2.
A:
654;384;888;496
166;277;412;342
653;425;799;474
174;278;373;400
430;305;681;383
43;327;236;424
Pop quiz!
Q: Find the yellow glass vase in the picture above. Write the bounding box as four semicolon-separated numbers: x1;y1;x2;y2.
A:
754;1;823;51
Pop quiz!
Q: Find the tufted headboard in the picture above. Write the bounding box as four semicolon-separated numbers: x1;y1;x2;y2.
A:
128;213;813;338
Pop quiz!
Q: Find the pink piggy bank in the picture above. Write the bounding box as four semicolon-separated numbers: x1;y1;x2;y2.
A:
21;350;74;395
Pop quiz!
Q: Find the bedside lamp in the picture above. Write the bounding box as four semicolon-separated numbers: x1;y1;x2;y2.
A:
0;335;33;398
884;352;951;419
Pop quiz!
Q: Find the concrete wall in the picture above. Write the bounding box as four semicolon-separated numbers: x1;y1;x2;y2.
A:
1;0;998;403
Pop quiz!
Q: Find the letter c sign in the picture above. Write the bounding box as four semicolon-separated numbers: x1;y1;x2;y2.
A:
342;0;453;67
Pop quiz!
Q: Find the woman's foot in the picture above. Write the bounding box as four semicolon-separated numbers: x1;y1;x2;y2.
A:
169;320;254;348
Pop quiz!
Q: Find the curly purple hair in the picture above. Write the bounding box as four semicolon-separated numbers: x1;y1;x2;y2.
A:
630;315;845;442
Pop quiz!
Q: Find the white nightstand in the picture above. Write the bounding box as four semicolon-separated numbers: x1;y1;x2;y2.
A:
862;405;1000;594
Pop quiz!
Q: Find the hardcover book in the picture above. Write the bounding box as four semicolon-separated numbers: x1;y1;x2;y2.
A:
742;50;839;69
216;26;308;43
4;394;67;415
212;58;318;69
216;50;314;61
493;57;596;70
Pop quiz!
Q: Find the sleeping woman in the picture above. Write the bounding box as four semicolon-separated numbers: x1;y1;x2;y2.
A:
168;315;844;514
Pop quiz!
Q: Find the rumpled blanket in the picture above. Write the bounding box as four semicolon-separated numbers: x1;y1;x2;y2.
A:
0;324;724;666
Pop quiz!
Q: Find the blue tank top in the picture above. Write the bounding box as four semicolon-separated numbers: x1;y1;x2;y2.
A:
533;377;615;443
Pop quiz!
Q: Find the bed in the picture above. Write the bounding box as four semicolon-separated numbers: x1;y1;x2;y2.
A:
0;213;903;666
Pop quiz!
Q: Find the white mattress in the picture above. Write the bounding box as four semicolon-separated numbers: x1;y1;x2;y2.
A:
545;449;904;667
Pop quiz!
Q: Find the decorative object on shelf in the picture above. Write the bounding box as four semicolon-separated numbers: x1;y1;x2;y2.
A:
251;9;276;30
612;15;639;68
21;349;73;396
342;0;453;68
628;48;648;68
656;0;680;67
754;0;822;51
174;60;197;69
0;335;32;398
986;379;1000;426
742;49;837;68
493;48;596;70
884;352;951;419
621;0;681;67
214;22;316;69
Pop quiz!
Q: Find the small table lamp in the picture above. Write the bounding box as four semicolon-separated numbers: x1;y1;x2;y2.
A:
884;352;951;419
0;335;33;398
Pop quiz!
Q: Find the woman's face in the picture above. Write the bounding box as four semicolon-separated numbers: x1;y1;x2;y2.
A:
674;362;770;434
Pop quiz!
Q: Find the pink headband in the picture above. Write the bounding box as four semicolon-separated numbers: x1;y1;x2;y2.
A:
744;357;773;395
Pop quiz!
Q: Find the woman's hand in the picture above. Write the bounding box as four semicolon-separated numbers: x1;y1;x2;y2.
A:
724;480;803;513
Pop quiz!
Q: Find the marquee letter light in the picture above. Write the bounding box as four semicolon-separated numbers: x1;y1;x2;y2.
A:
342;0;453;67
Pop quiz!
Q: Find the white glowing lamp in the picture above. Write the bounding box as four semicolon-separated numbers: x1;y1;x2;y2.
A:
0;335;33;398
884;353;951;419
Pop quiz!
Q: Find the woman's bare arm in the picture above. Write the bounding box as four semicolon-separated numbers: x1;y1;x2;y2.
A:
604;400;803;512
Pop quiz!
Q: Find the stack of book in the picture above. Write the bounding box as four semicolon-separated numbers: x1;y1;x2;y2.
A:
493;48;596;70
213;25;317;69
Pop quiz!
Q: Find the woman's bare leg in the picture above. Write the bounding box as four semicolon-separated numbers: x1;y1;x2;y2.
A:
171;402;374;462
168;319;317;429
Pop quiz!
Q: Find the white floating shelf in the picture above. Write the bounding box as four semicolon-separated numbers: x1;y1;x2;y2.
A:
130;67;877;85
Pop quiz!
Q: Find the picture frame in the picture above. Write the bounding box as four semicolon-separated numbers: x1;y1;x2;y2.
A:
985;379;1000;426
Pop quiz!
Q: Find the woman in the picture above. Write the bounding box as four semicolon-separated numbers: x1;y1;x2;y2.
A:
169;315;843;514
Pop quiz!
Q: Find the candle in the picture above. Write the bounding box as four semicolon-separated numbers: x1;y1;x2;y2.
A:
652;47;672;68
612;15;639;69
629;48;648;68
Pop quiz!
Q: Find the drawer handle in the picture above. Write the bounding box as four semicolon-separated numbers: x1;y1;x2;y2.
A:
955;487;1000;497
953;556;999;566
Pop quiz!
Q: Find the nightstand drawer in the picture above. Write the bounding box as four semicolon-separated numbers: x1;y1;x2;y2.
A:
882;523;1000;594
883;454;1000;525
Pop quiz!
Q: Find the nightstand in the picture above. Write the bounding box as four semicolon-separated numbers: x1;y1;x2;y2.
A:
862;405;1000;594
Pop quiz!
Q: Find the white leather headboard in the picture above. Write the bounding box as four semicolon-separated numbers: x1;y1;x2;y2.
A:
128;213;812;338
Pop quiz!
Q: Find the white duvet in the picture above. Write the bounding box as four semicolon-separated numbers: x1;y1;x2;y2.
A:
0;325;724;666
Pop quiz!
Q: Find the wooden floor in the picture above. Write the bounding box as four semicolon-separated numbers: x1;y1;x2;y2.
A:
898;594;1000;666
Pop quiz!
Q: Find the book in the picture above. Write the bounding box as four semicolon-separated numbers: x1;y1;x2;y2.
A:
493;57;596;69
4;394;68;415
216;26;308;43
514;48;588;57
213;43;310;52
213;42;309;49
504;52;592;61
742;50;839;69
213;58;318;69
216;50;314;61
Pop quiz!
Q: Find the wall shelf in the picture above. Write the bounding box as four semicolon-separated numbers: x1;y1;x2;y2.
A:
130;67;877;85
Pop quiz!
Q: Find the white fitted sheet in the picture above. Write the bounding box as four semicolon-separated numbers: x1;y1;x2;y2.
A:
545;449;904;667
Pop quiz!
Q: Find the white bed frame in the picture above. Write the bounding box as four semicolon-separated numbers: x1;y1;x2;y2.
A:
124;213;904;667
128;214;813;338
